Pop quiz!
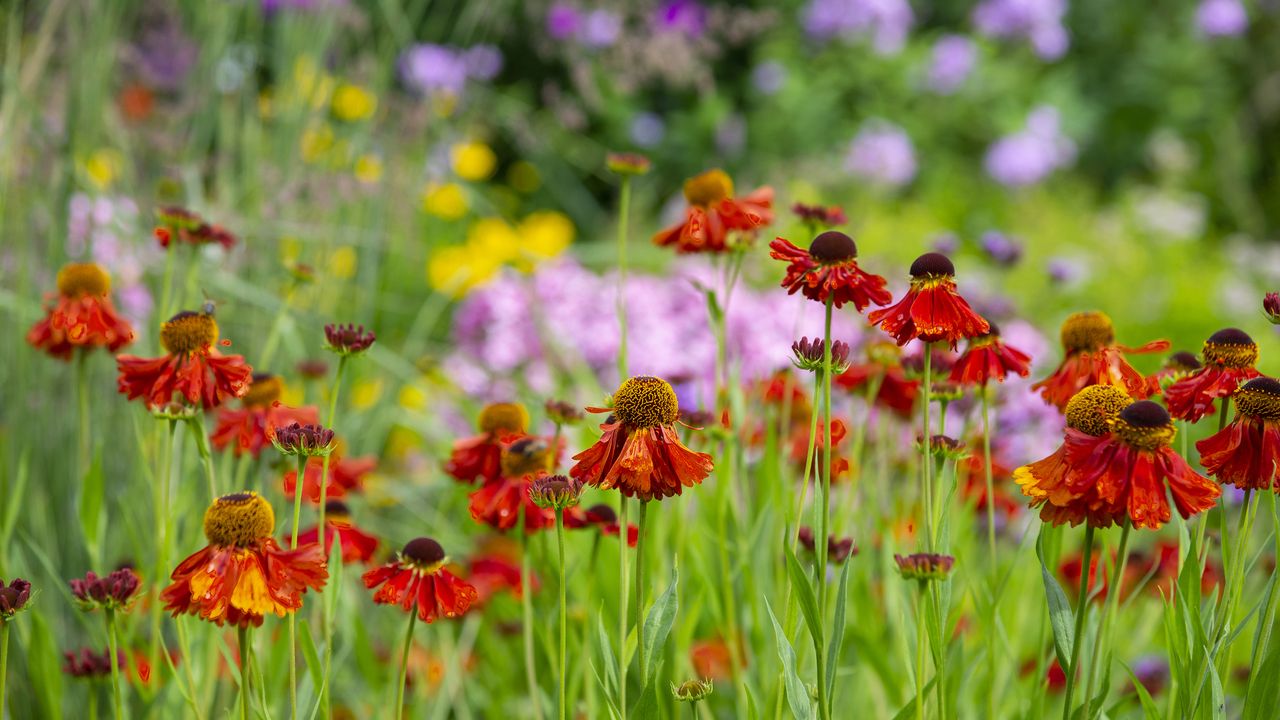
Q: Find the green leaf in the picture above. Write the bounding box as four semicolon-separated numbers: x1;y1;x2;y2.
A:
78;448;104;561
595;610;618;696
642;565;679;684
826;558;852;705
784;541;823;658
766;600;813;720
891;677;937;720
630;678;662;720
1244;631;1280;720
27;611;64;720
299;618;324;695
1123;664;1162;720
1;450;28;557
1037;525;1075;669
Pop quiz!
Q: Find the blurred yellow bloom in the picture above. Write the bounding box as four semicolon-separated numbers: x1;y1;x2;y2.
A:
518;211;574;267
293;56;334;110
354;154;383;184
351;379;383;410
385;426;423;460
467;218;521;265
85;149;124;190
301;124;335;163
279;236;302;264
328;245;357;279
427;245;501;297
332;83;377;122
258;89;275;119
451;141;497;181
507;161;542;193
422;182;468;220
398;383;428;411
281;386;305;408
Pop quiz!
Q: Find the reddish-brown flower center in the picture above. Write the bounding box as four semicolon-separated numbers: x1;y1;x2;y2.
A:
57;263;111;298
682;169;734;207
160;311;218;355
242;374;284;407
1202;328;1258;368
1164;351;1202;373
1111;400;1175;451
402;537;446;572
478;402;529;435
612;376;680;428
909;252;955;279
1234;377;1280;420
808;231;858;265
1064;384;1130;436
203;492;274;547
500;436;554;477
1060;311;1115;353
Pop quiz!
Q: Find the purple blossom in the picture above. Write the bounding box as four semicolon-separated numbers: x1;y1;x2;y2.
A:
979;231;1023;267
399;44;469;96
973;0;1068;59
581;9;623;48
926;35;976;94
462;45;503;81
984;106;1076;187
931;232;960;255
655;0;707;37
546;4;583;40
845;122;917;188
751;61;787;95
630;113;666;148
802;0;915;55
1046;256;1084;285
130;14;196;92
1196;0;1248;37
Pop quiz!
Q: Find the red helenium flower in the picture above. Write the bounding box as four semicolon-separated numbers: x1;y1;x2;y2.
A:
652;169;773;254
1164;328;1261;423
117;310;252;410
769;231;892;311
362;538;478;623
295;501;379;564
1197;377;1280;491
949;324;1032;386
444;402;530;484
210;374;319;458
867;253;989;349
1032;311;1169;411
27;263;135;359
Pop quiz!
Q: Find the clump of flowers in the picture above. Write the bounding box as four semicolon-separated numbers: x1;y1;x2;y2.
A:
652;169;773;254
27;262;135;359
446;402;530;484
1197;377;1280;491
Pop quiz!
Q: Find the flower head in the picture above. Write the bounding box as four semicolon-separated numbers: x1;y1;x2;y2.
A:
1264;293;1280;325
791;203;847;230
1031;311;1168;411
894;553;955;582
272;422;336;457
770;231;893;311
949;324;1032;386
606;152;651;176
117;309;253;410
790;336;852;375
1197;377;1280;491
63;648;125;679
500;436;556;478
570;376;714;501
161;492;327;627
154;206;237;249
446;402;531;484
529;474;584;510
672;678;714;703
211;375;320;458
69;569;141;612
324;323;376;356
545;399;584;426
867;253;989;348
1164;328;1261;422
0;578;32;621
361;538;478;622
27;262;135;359
1152;351;1203;387
798;527;858;564
653;169;773;254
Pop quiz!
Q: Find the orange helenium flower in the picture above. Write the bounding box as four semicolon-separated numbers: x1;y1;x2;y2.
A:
652;169;773;254
769;231;891;311
569;376;714;501
161;492;327;627
27;263;134;359
1164;328;1261;423
295;501;379;564
949;324;1032;386
867;253;989;349
362;538;478;623
1031;311;1168;411
117;310;252;410
282;450;377;504
1197;377;1280;491
468;437;558;532
210;374;319;457
445;402;530;484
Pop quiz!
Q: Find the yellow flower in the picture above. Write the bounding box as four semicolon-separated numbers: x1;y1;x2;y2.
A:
328;245;357;279
422;182;468;220
84;149;125;190
427;245;501;297
350;379;383;410
507;161;542;193
398;383;427;411
332;83;377;122
517;211;574;268
281;386;306;408
466;218;521;265
300;124;335;163
354;154;383;184
451;141;497;181
279;236;302;264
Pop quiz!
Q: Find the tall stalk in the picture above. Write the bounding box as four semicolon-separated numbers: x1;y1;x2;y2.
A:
149;420;178;676
1061;524;1096;720
238;626;252;720
614;169;633;720
395;609;419;720
921;343;934;550
0;622;8;720
318;354;348;717
75;348;90;481
105;608;123;720
1081;522;1132;719
555;507;569;720
980;390;997;561
520;507;544;720
635;500;650;680
813;295;835;720
615;175;632;384
287;456;307;720
617;495;630;717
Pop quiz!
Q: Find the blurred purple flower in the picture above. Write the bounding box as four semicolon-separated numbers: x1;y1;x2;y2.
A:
802;0;915;55
581;9;623;48
1131;655;1169;696
931;232;960;255
973;0;1068;59
655;0;707;37
984;106;1075;187
399;44;469;96
131;15;196;92
630;113;666;148
716;114;747;156
547;4;582;40
980;231;1023;267
845;122;917;188
926;35;976;94
1046;256;1084;285
752;61;787;95
462;45;503;81
1196;0;1248;36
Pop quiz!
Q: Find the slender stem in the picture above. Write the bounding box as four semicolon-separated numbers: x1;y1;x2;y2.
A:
287;455;307;720
76;348;90;481
188;416;217;501
291;456;307;548
395;610;418;720
615;176;631;383
238;626;251;720
635;500;650;680
521;507;544;720
1061;524;1096;720
981;390;997;562
150;421;178;677
815;295;834;720
1081;522;1132;720
0;623;7;719
106;609;123;720
617;495;630;718
1213;488;1258;675
915;584;926;720
317;355;346;718
921;344;934;552
318;356;347;535
793;373;824;540
556;508;568;720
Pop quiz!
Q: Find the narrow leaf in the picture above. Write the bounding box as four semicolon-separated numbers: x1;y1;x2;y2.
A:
642;565;679;685
785;541;823;658
826;558;852;704
766;600;813;720
1037;526;1075;668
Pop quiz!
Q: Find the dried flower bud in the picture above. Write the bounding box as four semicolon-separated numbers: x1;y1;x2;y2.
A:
0;578;32;620
272;423;336;457
69;569;142;612
544;400;584;426
797;527;858;564
916;434;967;460
791;336;852;375
324;323;376;356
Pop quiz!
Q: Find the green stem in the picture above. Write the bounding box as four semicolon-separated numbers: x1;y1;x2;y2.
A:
635;500;650;680
981;390;997;563
290;456;307;549
238;626;251;720
150;420;178;679
395;609;418;720
76;348;90;481
556;508;568;720
0;623;7;719
1061;524;1096;720
921;344;934;552
915;584;926;720
318;355;346;718
1213;488;1258;675
1081;522;1132;720
617;495;630;718
287;454;306;720
188;416;217;501
815;295;834;720
106;609;123;720
174;618;202;720
615;176;631;383
521;507;544;720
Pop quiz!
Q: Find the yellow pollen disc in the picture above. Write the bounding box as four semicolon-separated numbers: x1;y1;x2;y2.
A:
500;438;554;477
682;169;734;207
161;312;218;355
1060;311;1115;353
612;376;679;428
242;375;284;407
1110;417;1176;451
204;492;275;547
56;263;111;297
1202;341;1258;369
1235;388;1280;420
478;402;530;435
1064;384;1131;436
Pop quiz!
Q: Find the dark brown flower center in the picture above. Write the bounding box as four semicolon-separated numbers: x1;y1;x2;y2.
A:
1203;328;1257;368
1235;377;1280;420
909;252;955;279
808;231;857;264
402;537;446;570
1111;401;1175;450
242;374;283;407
